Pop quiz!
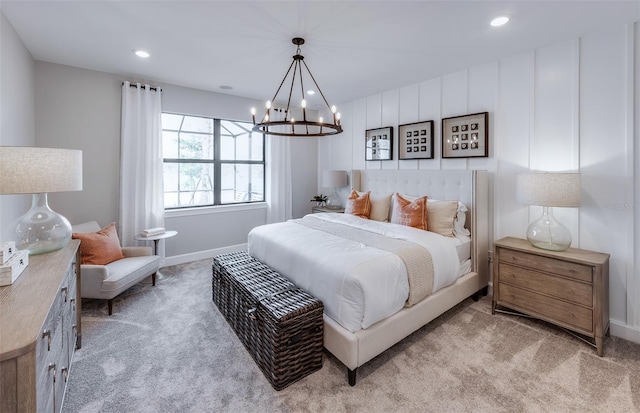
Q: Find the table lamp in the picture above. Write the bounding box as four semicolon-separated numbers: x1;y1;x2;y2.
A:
323;170;348;209
516;172;581;251
0;146;83;255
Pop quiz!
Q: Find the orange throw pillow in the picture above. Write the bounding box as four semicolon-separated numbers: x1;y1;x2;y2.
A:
344;190;371;218
72;223;125;265
391;193;428;230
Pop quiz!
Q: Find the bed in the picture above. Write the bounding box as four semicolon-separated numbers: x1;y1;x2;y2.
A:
248;169;489;385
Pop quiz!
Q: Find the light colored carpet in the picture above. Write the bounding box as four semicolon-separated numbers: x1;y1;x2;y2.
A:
62;259;640;413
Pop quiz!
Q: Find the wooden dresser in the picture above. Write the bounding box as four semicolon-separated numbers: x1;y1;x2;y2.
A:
492;237;609;356
0;240;81;413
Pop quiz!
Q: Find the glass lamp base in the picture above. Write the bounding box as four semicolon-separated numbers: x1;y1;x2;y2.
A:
526;206;571;251
325;190;342;210
9;193;72;255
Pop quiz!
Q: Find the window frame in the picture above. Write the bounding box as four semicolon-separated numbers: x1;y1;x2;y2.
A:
162;113;266;210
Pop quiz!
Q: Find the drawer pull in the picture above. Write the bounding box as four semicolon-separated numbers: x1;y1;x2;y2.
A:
48;363;57;382
42;329;51;351
61;286;68;302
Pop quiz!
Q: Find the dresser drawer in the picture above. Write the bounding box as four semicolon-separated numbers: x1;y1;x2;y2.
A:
499;283;593;333
498;248;592;283
498;263;593;307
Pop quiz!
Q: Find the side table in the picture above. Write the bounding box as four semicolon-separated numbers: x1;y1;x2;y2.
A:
312;206;345;214
493;236;609;356
134;230;178;255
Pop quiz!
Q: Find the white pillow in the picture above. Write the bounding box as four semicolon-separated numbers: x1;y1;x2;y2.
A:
390;192;469;236
357;191;392;222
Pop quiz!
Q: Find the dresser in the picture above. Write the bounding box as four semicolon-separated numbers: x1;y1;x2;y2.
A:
492;237;609;356
0;240;81;413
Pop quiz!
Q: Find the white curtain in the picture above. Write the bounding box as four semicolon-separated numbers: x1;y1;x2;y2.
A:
120;81;164;247
266;108;292;223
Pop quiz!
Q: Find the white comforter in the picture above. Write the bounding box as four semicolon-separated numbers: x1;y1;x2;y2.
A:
247;213;461;332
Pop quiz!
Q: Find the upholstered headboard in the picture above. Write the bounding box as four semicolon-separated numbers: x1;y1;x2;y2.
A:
351;169;489;285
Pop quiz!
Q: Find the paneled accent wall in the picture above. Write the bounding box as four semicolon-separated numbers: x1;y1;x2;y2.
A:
318;22;640;342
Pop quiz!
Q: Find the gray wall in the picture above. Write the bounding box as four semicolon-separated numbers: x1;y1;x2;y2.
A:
1;24;318;263
0;12;35;239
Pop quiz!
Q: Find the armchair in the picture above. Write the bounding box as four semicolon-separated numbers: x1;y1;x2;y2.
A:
72;221;161;315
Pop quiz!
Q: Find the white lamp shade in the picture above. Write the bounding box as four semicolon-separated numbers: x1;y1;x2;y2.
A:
322;170;347;188
516;172;580;208
0;146;83;194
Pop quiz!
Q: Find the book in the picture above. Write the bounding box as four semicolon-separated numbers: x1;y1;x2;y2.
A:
0;249;28;286
0;241;16;265
141;227;166;237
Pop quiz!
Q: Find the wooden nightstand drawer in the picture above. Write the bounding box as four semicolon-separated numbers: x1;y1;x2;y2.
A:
493;237;609;356
498;248;592;283
499;283;593;333
499;263;592;307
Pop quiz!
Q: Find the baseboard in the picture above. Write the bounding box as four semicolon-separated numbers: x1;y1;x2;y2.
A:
163;243;247;267
610;319;640;344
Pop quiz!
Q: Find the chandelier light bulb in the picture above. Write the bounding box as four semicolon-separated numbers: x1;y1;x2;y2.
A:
266;100;272;109
331;105;337;114
301;99;307;108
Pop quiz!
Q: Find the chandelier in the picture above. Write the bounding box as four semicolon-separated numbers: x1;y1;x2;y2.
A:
251;37;343;137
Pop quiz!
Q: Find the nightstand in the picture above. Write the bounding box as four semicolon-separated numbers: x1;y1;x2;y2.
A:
312;206;344;214
492;237;610;356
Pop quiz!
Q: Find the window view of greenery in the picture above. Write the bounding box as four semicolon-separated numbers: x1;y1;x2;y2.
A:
162;113;264;209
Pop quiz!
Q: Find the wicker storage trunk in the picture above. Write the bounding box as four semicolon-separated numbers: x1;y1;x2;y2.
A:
212;251;324;390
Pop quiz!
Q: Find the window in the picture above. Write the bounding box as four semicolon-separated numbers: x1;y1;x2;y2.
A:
161;113;265;209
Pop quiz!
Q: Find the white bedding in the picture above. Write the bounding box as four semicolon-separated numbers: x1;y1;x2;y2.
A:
247;213;461;332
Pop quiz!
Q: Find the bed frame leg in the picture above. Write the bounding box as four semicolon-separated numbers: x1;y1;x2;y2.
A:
348;368;357;386
471;286;489;302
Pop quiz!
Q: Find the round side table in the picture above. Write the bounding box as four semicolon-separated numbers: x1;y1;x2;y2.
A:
134;230;178;255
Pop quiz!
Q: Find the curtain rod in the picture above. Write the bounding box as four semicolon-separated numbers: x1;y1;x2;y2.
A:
122;82;162;92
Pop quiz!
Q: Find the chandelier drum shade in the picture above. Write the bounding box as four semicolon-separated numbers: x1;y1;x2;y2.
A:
251;37;343;137
516;172;581;251
0;147;83;254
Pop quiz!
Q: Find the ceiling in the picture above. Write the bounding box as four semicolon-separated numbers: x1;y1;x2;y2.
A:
2;1;639;109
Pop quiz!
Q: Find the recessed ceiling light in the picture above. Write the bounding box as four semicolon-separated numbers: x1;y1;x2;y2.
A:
306;90;315;95
133;49;150;58
220;85;233;90
490;16;509;27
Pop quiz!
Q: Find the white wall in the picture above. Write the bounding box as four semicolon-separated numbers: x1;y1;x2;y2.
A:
0;12;35;238
319;22;640;343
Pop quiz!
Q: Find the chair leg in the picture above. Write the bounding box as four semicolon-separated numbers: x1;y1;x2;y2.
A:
152;272;157;286
107;299;113;315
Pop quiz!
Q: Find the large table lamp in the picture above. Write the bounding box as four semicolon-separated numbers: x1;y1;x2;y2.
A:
0;146;83;255
323;170;348;209
516;172;581;251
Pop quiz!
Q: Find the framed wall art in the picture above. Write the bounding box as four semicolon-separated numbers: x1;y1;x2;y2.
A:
441;112;488;158
365;126;393;161
398;121;434;160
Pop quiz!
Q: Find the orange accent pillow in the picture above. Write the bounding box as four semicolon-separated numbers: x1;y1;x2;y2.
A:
344;189;371;218
72;223;125;265
391;193;428;230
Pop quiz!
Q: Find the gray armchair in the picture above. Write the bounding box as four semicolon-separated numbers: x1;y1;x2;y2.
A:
72;221;161;315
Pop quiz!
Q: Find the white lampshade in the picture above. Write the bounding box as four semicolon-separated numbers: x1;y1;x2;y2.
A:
516;172;580;251
516;172;581;207
0;146;83;254
322;170;347;210
322;170;348;189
